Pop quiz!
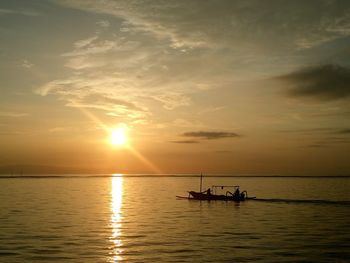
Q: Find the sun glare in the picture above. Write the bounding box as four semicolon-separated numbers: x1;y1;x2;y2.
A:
110;127;127;146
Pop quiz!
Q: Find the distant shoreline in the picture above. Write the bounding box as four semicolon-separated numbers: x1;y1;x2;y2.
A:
0;174;349;178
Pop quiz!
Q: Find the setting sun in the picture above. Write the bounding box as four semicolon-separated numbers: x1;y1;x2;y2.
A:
110;128;127;146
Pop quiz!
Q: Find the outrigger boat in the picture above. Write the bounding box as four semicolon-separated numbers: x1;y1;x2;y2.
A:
177;174;255;202
188;185;251;201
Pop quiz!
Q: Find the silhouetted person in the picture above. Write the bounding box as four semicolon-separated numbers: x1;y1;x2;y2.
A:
240;191;245;200
234;188;240;199
206;188;211;195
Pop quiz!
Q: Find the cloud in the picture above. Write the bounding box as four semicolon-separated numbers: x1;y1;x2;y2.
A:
151;92;190;110
277;64;350;100
38;1;350;130
74;36;98;48
327;137;350;142
48;0;350;103
63;39;116;57
64;56;106;70
338;129;350;134
54;0;350;51
279;127;334;134
171;140;199;144
0;8;40;16
36;24;201;125
280;127;350;136
199;106;225;115
305;136;350;148
21;59;34;69
49;127;71;133
0;112;29;117
96;20;110;28
78;93;145;112
36;76;150;122
306;144;327;148
0;131;25;135
182;131;240;140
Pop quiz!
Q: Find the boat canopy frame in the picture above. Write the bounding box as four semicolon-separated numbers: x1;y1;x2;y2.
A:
211;185;240;195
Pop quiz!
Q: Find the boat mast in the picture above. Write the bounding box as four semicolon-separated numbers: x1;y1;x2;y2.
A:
199;173;203;192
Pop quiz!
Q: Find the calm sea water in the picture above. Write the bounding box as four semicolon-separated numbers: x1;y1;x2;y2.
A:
0;176;349;263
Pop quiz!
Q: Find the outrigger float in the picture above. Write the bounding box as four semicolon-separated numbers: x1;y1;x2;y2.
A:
177;174;256;202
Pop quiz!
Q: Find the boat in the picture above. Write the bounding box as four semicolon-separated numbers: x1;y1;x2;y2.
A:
183;185;254;201
176;174;255;202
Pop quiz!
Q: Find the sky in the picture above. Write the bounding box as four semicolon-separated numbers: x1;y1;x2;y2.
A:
0;0;349;175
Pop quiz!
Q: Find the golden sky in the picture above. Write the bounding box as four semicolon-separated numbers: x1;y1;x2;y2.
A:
0;0;349;175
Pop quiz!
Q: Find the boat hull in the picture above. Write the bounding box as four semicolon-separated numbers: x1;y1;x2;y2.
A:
188;191;247;201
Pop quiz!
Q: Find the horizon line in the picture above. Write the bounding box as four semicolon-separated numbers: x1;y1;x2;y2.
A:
0;174;349;179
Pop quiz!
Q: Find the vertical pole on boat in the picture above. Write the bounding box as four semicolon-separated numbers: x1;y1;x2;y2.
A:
199;173;203;192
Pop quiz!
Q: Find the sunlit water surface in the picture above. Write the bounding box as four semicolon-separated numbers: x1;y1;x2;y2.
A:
0;176;349;262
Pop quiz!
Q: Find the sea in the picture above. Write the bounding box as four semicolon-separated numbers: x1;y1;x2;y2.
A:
0;175;349;263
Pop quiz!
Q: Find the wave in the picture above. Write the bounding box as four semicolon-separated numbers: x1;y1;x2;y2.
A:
252;198;350;206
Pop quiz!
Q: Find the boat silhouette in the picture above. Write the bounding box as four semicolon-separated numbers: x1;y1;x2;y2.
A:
177;174;255;201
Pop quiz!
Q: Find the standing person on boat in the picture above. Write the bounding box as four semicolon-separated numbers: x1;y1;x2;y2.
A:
206;188;211;195
234;187;240;199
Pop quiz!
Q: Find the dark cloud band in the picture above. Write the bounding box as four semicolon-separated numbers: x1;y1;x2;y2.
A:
278;64;350;100
182;131;240;140
171;140;199;144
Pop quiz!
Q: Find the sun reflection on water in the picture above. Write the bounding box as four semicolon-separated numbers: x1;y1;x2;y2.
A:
110;176;123;262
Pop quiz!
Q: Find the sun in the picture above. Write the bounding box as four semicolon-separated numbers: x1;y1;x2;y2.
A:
110;127;127;146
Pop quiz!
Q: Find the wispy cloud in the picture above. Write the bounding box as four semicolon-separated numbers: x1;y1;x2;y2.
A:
73;36;98;48
306;143;327;148
82;93;144;112
338;129;350;134
277;64;350;101
36;1;350;133
36;25;198;124
21;59;34;69
280;127;350;135
54;0;350;51
37;77;149;121
279;127;334;134
0;111;29;117
182;131;240;140
0;131;26;135
151;93;190;110
48;127;71;133
199;106;225;115
171;140;199;144
306;136;350;148
0;8;40;16
96;20;110;28
63;39;116;57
